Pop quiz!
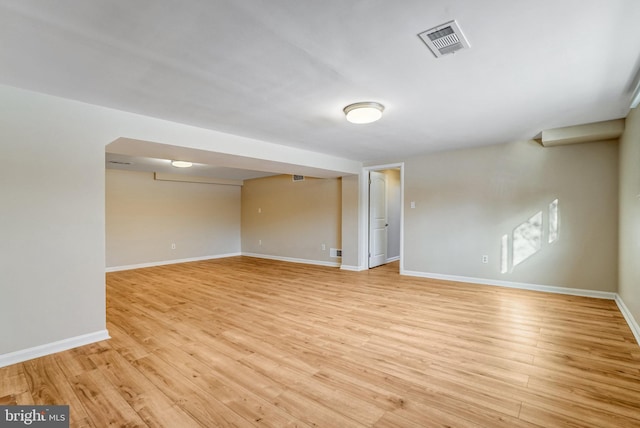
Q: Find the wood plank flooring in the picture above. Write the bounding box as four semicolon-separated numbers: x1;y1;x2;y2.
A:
1;256;639;427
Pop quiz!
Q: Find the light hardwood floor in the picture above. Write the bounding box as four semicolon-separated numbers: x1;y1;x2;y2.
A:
1;256;639;427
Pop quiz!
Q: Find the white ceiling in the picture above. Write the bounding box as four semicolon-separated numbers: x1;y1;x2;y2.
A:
2;1;640;178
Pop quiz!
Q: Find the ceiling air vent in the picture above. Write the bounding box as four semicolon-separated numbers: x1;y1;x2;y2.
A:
418;20;470;58
292;175;305;182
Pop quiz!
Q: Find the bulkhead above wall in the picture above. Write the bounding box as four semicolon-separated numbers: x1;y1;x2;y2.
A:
540;119;625;147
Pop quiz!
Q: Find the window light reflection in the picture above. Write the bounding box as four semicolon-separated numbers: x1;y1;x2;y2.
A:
501;199;560;273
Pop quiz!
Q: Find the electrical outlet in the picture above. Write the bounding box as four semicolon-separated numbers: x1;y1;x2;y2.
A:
322;244;326;251
482;255;488;264
171;243;176;250
259;239;262;246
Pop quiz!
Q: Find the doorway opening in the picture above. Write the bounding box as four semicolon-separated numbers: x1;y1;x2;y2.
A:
363;164;404;271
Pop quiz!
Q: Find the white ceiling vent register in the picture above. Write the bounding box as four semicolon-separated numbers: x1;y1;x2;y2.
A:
418;20;470;58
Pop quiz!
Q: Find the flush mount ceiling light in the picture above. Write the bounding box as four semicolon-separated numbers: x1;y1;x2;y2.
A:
343;102;385;124
171;160;193;168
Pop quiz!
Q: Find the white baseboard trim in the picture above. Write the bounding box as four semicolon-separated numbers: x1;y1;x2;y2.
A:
615;295;640;346
242;253;340;268
386;256;400;263
106;252;242;272
340;265;367;271
400;269;618;300
0;330;110;368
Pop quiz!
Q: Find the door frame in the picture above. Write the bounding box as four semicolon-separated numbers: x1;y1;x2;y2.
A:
359;163;404;271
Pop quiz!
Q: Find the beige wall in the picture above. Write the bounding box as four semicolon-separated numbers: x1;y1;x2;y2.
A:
404;139;619;291
242;175;342;264
619;107;640;327
106;170;241;268
0;86;112;356
341;174;361;268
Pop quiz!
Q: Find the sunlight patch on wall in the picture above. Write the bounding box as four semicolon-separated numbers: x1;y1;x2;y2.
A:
500;234;509;274
513;211;543;267
548;199;559;243
501;199;559;273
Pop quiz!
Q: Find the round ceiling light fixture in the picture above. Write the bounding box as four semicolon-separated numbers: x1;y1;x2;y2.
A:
343;101;385;124
171;160;193;168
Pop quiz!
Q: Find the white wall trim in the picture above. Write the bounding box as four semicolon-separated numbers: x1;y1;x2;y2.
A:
242;252;340;268
615;295;640;346
0;330;110;368
401;269;618;300
106;252;242;272
386;256;400;263
340;264;367;271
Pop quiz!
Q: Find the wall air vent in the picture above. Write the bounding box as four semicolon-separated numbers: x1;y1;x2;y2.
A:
418;20;470;58
108;160;133;165
292;175;305;182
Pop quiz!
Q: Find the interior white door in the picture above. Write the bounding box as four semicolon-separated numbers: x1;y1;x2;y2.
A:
369;171;388;268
